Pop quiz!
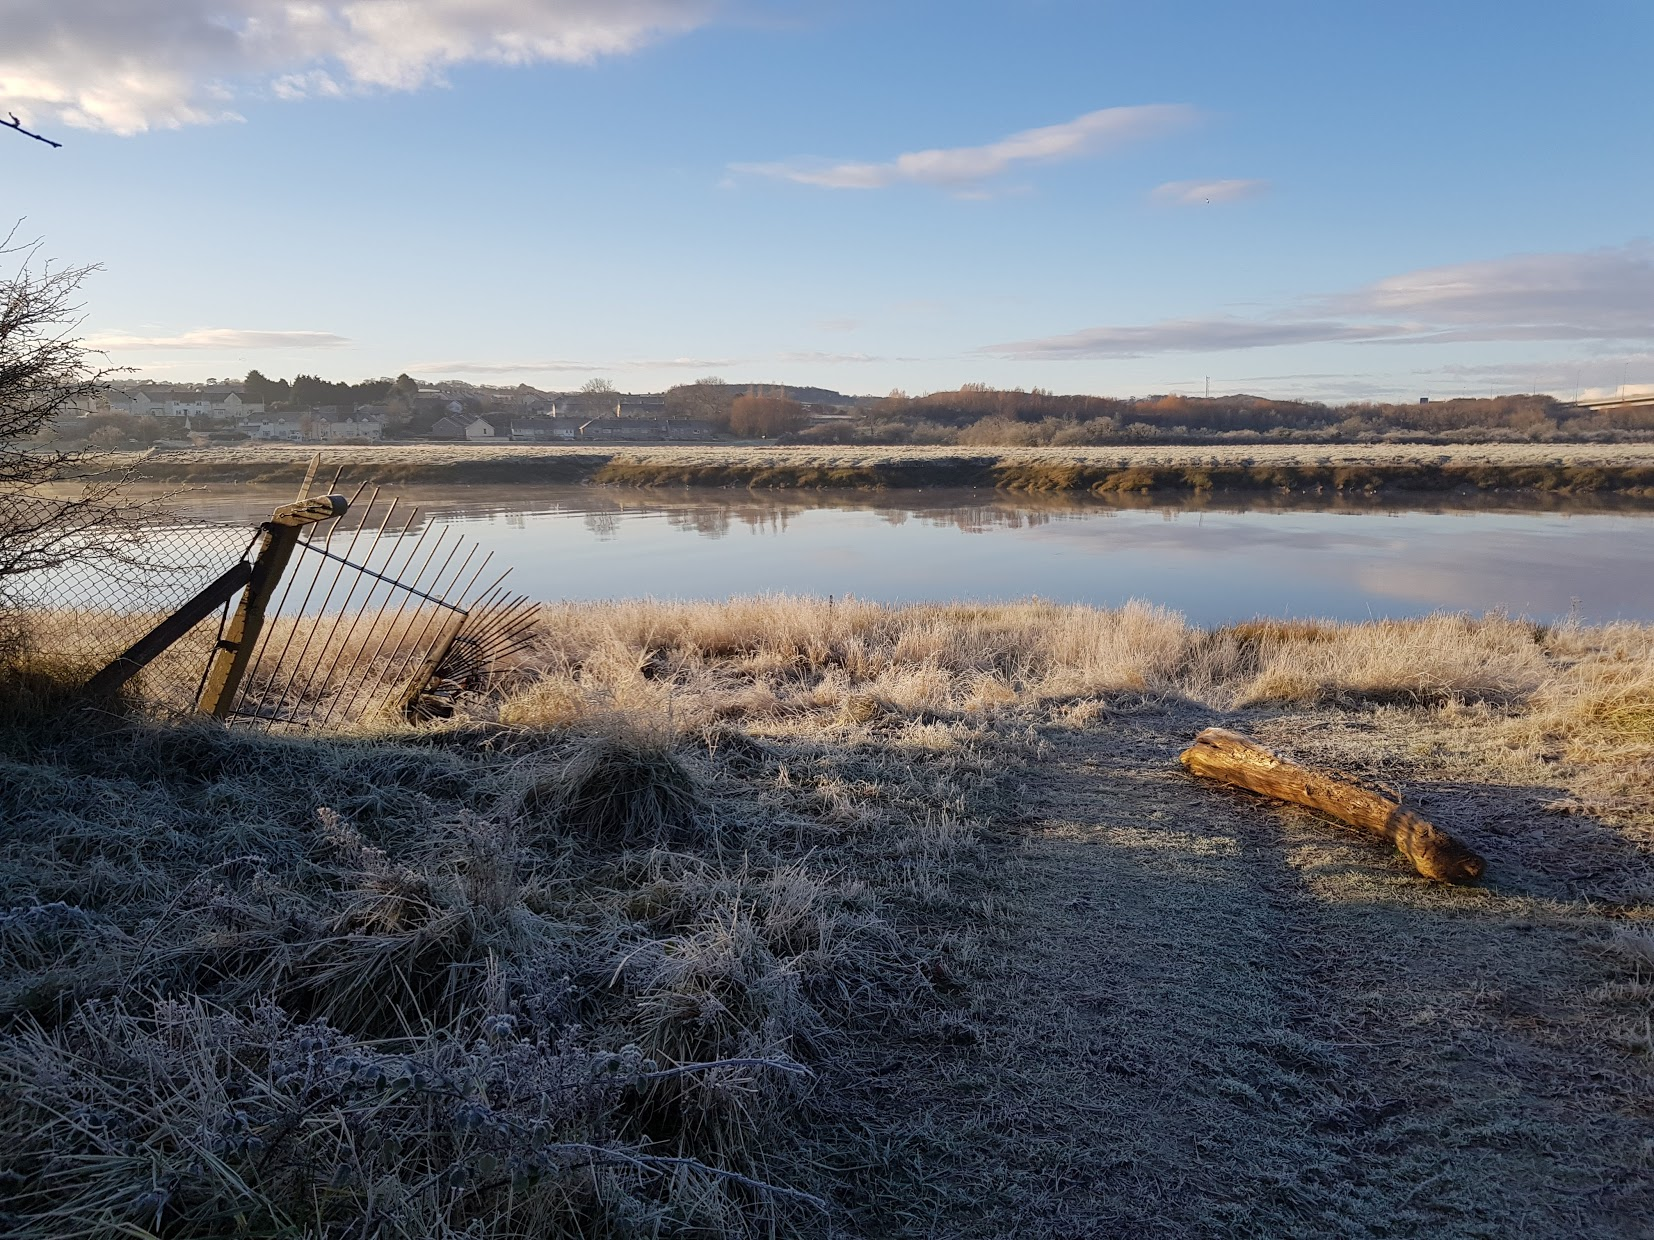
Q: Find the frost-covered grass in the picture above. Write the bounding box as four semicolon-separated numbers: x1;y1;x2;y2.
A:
2;598;1651;1236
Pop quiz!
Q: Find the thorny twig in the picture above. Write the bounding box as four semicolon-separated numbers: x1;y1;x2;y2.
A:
4;114;61;148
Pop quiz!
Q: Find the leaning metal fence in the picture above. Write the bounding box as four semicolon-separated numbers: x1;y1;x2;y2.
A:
1;473;540;730
219;480;539;730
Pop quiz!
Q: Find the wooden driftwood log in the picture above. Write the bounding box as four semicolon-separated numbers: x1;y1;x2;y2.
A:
1179;727;1486;883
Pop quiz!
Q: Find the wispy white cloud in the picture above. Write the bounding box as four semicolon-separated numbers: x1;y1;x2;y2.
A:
416;356;743;374
1;0;713;134
732;104;1197;191
1425;354;1654;400
1150;178;1268;206
984;318;1404;359
87;328;351;350
1321;245;1654;341
1579;382;1654;401
411;350;900;377
984;243;1654;359
776;351;882;364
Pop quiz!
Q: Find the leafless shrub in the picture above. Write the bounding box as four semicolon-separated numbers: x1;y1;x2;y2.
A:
0;232;168;601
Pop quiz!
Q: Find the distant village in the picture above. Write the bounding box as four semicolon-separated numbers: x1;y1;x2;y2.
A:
66;375;868;450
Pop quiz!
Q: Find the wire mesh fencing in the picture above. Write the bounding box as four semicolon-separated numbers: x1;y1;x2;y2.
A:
0;492;256;714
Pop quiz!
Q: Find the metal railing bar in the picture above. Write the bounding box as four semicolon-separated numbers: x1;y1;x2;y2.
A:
436;619;540;683
455;595;540;656
294;539;471;613
235;489;352;726
378;544;486;709
312;506;428;730
456;611;543;669
458;567;513;613
368;536;476;720
253;488;384;723
416;589;541;700
280;491;397;722
300;497;407;729
428;590;521;681
236;478;366;724
332;521;454;725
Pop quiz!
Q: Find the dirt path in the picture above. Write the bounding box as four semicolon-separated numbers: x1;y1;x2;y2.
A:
864;705;1654;1238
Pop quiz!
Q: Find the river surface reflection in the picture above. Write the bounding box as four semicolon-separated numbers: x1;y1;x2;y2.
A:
163;485;1654;626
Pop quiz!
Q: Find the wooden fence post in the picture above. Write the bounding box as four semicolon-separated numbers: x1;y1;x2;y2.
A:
197;494;348;719
85;561;254;697
393;611;467;721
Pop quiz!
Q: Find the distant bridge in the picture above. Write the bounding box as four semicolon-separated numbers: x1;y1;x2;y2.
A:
1564;394;1654;413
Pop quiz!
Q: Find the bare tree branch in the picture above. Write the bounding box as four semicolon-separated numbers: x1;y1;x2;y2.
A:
3;114;61;149
1;228;168;603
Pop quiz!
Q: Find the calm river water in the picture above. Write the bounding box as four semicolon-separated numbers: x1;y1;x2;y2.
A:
164;485;1654;627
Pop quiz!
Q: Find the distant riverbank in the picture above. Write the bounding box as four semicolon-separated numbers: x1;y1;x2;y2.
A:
111;442;1654;497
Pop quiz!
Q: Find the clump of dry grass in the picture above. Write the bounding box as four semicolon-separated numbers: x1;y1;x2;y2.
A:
501;596;1196;735
114;441;1654;492
1508;621;1654;827
0;996;830;1237
524;725;708;847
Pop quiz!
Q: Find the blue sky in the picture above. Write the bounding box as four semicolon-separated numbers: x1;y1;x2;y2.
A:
5;0;1652;400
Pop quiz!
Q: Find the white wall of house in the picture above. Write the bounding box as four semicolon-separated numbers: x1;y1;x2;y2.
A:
322;418;384;442
110;390;264;419
246;419;308;442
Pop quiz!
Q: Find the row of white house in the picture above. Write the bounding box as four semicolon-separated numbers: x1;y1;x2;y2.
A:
108;387;265;418
244;411;705;444
243;413;385;442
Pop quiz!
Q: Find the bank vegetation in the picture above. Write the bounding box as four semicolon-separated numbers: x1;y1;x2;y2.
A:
110;441;1654;497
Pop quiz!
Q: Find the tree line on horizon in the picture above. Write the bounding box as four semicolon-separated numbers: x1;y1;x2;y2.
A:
798;387;1654;445
235;371;1654;445
70;370;1654;449
664;382;1654;445
242;370;420;413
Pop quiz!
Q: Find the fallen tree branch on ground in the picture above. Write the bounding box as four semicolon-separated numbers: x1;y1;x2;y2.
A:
1179;727;1485;883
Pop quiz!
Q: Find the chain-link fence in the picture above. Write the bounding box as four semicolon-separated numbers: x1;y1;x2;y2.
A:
0;493;257;714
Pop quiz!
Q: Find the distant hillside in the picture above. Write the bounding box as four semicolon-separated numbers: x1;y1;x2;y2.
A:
768;385;872;407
